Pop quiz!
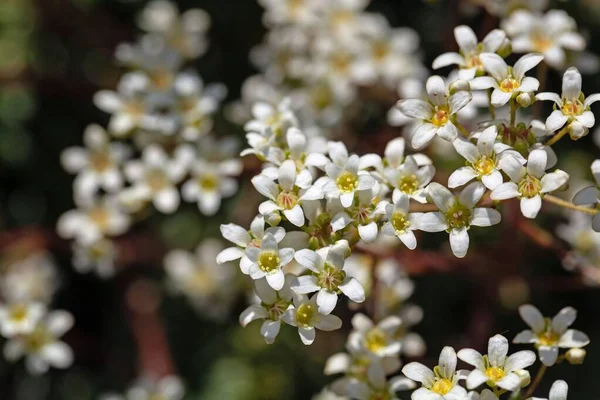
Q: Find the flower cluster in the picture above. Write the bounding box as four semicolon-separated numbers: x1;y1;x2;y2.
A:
57;0;242;280
0;252;74;375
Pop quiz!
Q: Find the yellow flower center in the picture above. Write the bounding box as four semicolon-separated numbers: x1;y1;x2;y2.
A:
9;304;28;322
432;378;453;395
337;171;358;193
397;174;419;194
266;299;290;321
561;100;584;117
24;327;51;352
365;328;387;353
474;155;496;175
88;207;110;229
317;263;346;291
532;32;552;52
445;202;472;229
276;190;299;210
518;174;542;198
258;251;280;273
500;77;520;93
466;54;483;69
311;84;333;110
89;151;111;172
146;169;170;192
391;211;410;234
431;106;449;127
485;367;505;382
198;174;219;191
372;41;390;61
331;53;352;73
295;303;315;328
538;330;560;346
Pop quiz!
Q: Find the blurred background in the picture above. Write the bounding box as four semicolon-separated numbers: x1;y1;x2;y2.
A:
2;0;600;398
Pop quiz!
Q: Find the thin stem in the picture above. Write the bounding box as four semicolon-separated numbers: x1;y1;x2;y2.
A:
534;61;548;120
543;195;598;215
509;98;517;127
455;121;470;137
545;126;569;146
525;364;547;398
487;89;496;120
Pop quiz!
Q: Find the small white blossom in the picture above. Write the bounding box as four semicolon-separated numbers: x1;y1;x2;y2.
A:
419;182;501;258
182;158;242;215
433;25;507;80
347;313;402;359
572;159;600;231
245;233;294;290
397;76;472;149
72;239;117;278
502;10;585;69
458;334;536;391
402;346;468;399
514;304;590;366
383;155;435;203
450;126;524;190
240;275;295;344
0;302;46;338
282;293;342;345
491;149;569;219
536;67;600;139
4;310;74;375
292;241;365;314
380;193;422;249
471;52;544;107
0;253;58;304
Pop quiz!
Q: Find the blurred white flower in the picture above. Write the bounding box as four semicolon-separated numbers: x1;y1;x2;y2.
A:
572;159;600;231
0;302;46;338
282;293;342;345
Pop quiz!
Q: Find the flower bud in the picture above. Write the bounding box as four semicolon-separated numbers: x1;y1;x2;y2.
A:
334;239;351;257
265;211;281;226
568;121;587;139
308;236;320;251
496;38;512;58
514;369;531;387
566;348;586;364
517;92;535;108
449;79;470;94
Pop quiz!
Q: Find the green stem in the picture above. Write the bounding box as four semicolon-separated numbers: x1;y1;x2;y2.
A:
453;119;470;137
534;61;548;120
525;364;547;398
488;89;496;120
545;125;570;146
509;98;517;127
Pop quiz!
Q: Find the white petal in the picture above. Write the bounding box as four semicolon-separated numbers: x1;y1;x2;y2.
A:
536;92;562;104
239;305;268;327
551;307;577;335
314;314;342;331
539;346;559;366
457;348;484;369
283;206;305;227
41;342;73;368
338;277;365;303
519;76;540;92
546;110;568;132
454;25;478;52
466;369;489;390
216;247;244;264
496;373;521;391
261;320;281;344
520;195;542;219
220;224;250;247
562;67;582;99
491;89;513;107
458;181;486;208
46;311;74;336
426;76;447;107
471;207;501;227
411;123;438;149
316;290;338;315
292;275;320;294
491;182;519;200
449;91;472;114
294;249;323;272
503;350;536;373
428;182;454;212
482;170;503;190
558;329;590;348
487;334;508;367
576;111;595;128
397;99;433;120
527;149;548;178
299;326;316;345
513;53;544;80
452;138;479;164
438;346;457;379
265;270;285;290
417;212;448;232
432;52;464;69
519;304;546;333
358;222;378;243
541;170;569;193
154;188;180;213
449;227;470;258
401;362;435;387
480;52;508;81
469;76;496;90
549;380;569;400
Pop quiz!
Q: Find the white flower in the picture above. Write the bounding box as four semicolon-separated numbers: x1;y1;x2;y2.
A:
259;0;320;27
94;72;150;136
0;302;46;338
397;76;472;149
502;10;585;69
57;197;131;245
383;155;435;203
244;98;298;138
72;238;117;278
0;252;58;304
124;375;185;400
572;159;600;231
491;149;569;219
531;380;568;400
380;193;422;249
138;0;210;59
292;242;365;314
265;127;329;170
536;67;600;139
471;53;544;107
450;125;524;190
4;310;74;375
344;363;415;400
419;182;502;258
514;304;589;366
164;239;238;320
458;334;535;391
347;313;402;358
61;124;130;199
239;275;294;344
253;159;320;227
323;142;376;208
282;293;342;345
121;145;187;214
330;186;381;243
402;346;468;399
433;25;507;80
245;233;294;290
217;215;286;273
182;158;242;215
